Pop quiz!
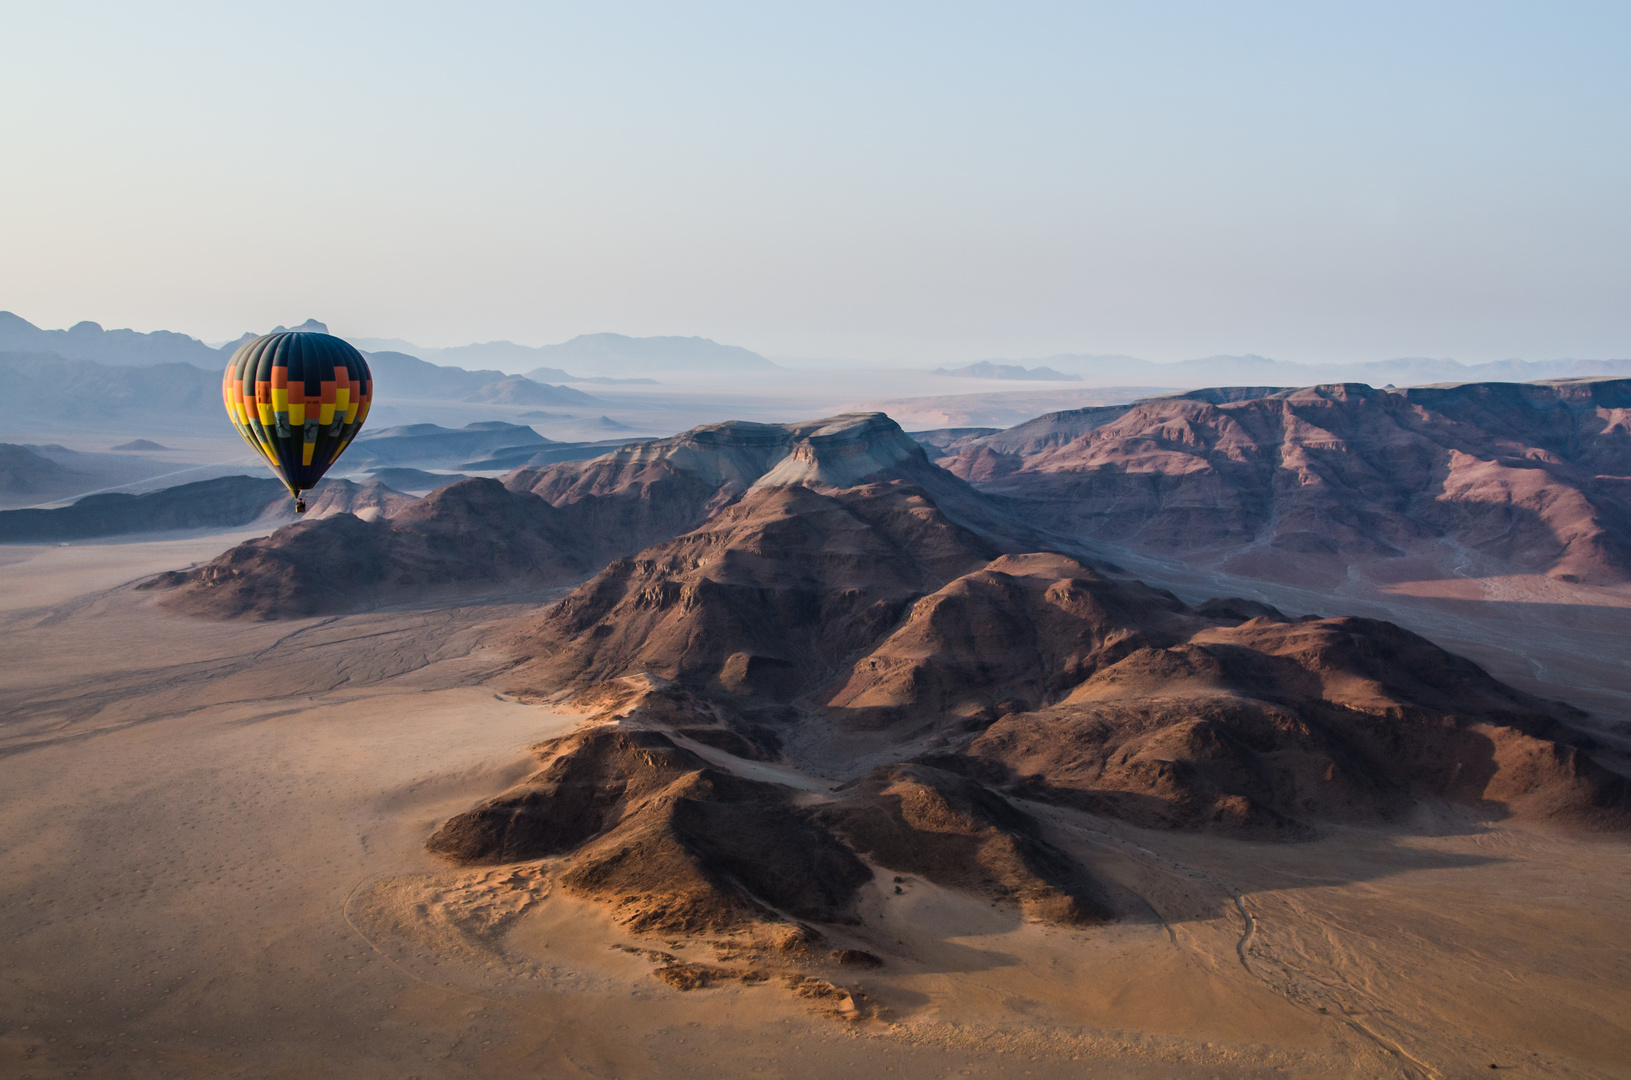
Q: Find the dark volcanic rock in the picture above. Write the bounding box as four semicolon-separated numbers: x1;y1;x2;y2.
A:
509;530;1631;837
818;552;1631;833
161;413;1033;620
415;404;1631;950
821;553;1189;724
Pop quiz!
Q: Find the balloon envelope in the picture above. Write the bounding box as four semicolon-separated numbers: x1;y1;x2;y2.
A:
222;332;373;497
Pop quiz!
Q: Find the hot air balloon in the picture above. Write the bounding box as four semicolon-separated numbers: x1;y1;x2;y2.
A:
222;332;373;513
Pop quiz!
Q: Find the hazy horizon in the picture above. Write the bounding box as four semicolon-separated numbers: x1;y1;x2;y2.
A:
10;308;1631;375
4;3;1628;366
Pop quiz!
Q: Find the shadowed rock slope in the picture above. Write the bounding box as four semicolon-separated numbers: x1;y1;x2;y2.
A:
937;378;1631;585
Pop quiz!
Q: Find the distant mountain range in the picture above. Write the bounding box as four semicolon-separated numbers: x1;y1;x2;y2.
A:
0;352;229;429
346;421;550;469
1;312;776;384
0;349;594;436
0;313;341;368
361;351;597;405
349;331;778;377
0;311;229;367
10;309;1628;392
0;323;598;435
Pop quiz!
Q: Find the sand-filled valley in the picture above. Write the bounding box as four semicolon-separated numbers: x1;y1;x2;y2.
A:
3;535;1630;1080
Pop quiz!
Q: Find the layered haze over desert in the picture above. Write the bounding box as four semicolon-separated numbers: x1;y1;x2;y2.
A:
5;5;1631;1080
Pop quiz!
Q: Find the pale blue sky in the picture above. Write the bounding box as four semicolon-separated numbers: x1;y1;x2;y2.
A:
2;1;1627;364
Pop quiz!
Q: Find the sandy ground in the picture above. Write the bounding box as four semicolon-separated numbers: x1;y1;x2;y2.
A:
2;537;1630;1079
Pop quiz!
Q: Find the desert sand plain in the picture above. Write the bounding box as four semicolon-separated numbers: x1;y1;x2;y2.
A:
1;534;1629;1080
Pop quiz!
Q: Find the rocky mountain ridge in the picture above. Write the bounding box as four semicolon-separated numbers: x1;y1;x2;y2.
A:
151;413;1033;616
936;378;1631;585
